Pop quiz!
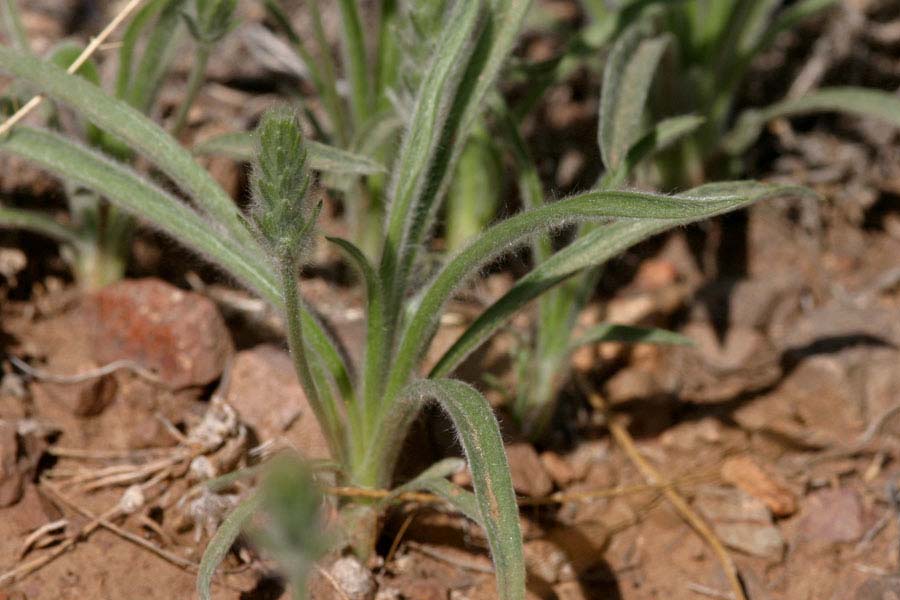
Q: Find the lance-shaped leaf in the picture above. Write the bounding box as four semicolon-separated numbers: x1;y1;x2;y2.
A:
0;126;278;301
0;46;253;249
429;183;813;378
724;87;900;155
126;0;187;113
0;204;80;245
568;323;693;352
381;0;481;295
198;493;262;600
387;186;798;399
598;23;669;171
405;379;524;600
193;130;386;175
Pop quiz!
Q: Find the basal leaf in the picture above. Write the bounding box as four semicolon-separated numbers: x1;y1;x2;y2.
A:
406;379;524;600
430;183;813;378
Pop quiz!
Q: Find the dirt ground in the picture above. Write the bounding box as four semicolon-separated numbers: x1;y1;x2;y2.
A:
2;1;900;599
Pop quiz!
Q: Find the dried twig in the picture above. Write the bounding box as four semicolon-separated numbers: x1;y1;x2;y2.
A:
9;355;161;385
41;480;198;571
0;0;146;137
580;379;748;600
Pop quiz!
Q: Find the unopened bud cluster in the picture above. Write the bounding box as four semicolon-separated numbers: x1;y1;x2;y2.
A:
249;108;319;264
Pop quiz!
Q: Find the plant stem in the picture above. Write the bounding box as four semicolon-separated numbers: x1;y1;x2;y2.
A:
279;261;326;440
170;43;210;137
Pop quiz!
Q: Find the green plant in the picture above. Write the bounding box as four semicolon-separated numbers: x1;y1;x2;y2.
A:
585;0;900;187
501;1;900;439
198;1;508;257
0;2;818;597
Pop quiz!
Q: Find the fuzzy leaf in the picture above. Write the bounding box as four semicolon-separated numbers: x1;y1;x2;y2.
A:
407;379;524;600
568;323;693;352
0;126;277;299
382;0;533;313
389;185;804;398
193;130;386;175
429;182;814;378
0;204;79;245
598;24;669;171
724;87;900;155
380;457;467;507
381;0;482;295
198;493;262;600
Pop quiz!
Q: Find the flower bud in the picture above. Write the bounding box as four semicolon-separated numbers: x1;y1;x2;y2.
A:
249;107;319;264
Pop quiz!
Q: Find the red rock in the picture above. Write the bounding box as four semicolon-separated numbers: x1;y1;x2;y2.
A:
225;345;330;459
87;278;233;388
505;442;554;498
798;488;864;545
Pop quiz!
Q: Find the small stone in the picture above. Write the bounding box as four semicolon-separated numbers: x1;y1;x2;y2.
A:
226;345;330;459
694;486;784;560
524;540;572;584
721;456;797;517
87;278;233;388
329;556;376;600
506;442;554;497
604;367;659;402
0;422;23;507
798;488;864;545
540;451;577;488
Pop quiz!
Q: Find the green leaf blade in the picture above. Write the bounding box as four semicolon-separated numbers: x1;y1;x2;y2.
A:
407;379;524;600
430;183;813;378
598;24;669;171
569;323;694;351
193;130;386;175
198;493;262;600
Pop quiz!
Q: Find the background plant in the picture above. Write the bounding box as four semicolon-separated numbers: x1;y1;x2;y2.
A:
497;0;900;440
